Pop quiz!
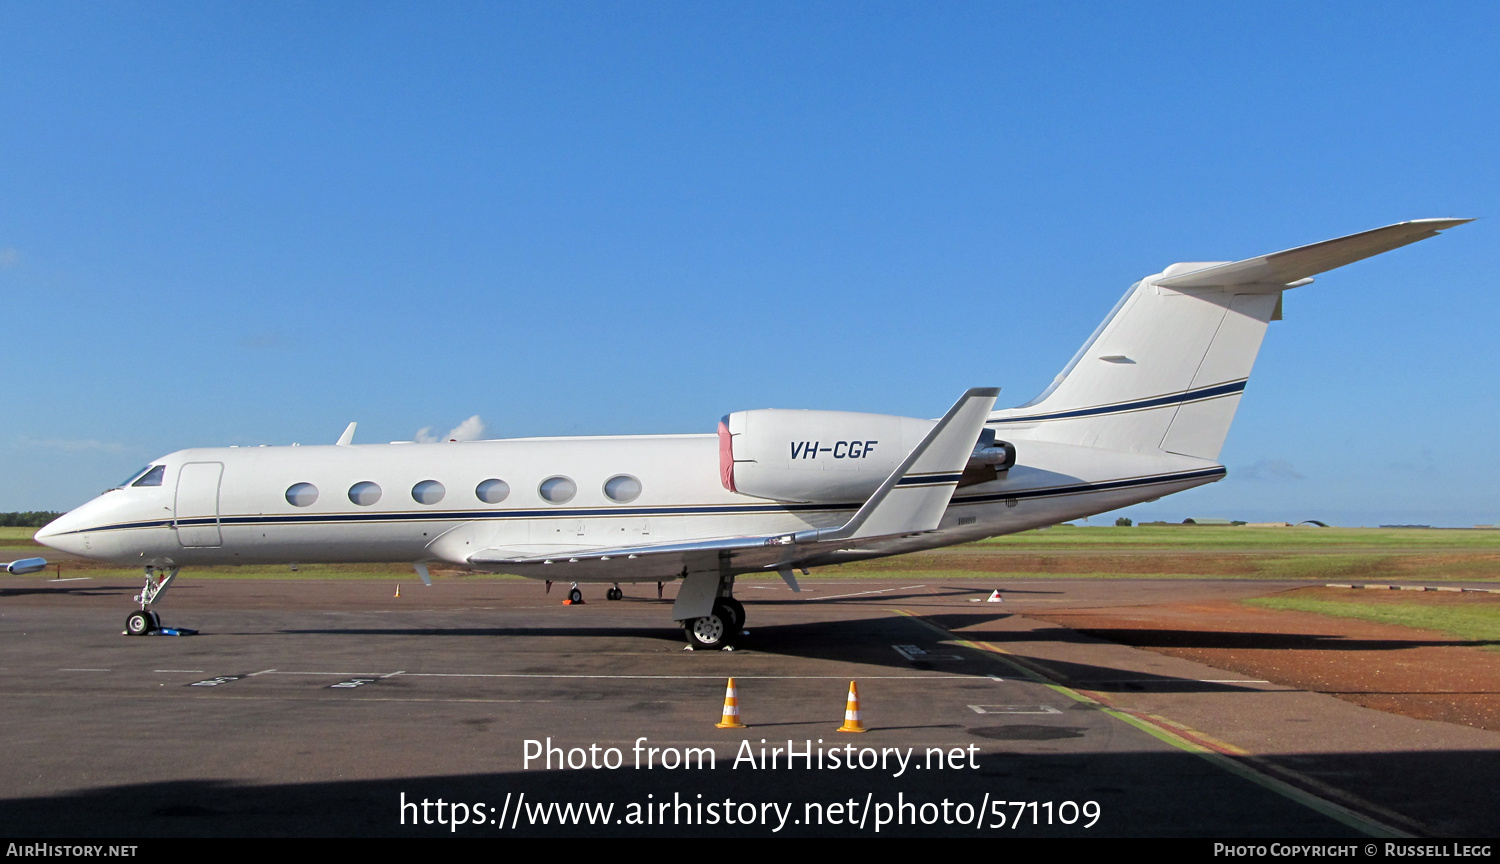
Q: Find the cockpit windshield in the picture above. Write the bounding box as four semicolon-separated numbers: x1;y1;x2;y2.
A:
120;465;165;488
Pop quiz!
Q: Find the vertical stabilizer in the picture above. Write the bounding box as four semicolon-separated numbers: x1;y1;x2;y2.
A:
988;219;1471;460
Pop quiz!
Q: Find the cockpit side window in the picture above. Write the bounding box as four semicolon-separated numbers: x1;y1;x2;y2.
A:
131;465;166;487
118;467;152;487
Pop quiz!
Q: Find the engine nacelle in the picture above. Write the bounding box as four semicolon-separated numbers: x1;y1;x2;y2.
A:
718;408;937;503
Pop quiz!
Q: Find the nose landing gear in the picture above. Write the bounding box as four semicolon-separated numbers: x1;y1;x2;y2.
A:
124;566;178;635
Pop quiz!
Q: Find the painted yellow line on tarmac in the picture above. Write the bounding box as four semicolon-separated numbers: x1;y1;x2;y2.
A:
894;609;1422;839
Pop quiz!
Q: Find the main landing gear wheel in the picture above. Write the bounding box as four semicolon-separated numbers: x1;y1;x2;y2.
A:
568;587;584;604
606;587;623;601
125;609;157;636
683;611;732;650
716;598;745;632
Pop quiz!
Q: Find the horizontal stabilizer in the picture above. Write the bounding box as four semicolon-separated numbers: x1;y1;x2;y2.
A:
1156;218;1472;289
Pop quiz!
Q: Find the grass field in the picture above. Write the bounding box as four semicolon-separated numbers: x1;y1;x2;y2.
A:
7;524;1498;583
1245;590;1500;646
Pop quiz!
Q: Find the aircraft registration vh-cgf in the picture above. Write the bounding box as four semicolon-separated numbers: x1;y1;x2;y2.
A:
30;219;1470;648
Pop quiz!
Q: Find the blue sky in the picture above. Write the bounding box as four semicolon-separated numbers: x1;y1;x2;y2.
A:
2;2;1496;526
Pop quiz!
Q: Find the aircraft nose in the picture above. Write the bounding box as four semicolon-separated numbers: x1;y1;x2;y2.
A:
33;508;94;556
34;520;77;554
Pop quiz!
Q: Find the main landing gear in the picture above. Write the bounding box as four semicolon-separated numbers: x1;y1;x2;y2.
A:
683;596;746;650
606;584;623;601
125;566;178;636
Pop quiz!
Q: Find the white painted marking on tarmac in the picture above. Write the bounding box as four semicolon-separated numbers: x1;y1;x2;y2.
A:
812;585;925;601
189;675;242;687
329;678;377;689
59;668;109;672
969;705;1063;715
379;670;406;679
246;669;277;676
48;577;91;582
1074;678;1272;685
260;671;390;677
404;673;966;680
154;669;206;673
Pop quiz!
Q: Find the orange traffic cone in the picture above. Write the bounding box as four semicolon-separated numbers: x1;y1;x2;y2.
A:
836;680;866;733
715;678;747;729
394;584;401;598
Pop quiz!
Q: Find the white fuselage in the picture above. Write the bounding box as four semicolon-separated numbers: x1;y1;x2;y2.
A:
36;430;1223;579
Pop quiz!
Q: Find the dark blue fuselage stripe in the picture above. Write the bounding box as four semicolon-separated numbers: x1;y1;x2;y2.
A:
65;468;1225;536
989;380;1246;424
951;466;1226;505
896;473;962;486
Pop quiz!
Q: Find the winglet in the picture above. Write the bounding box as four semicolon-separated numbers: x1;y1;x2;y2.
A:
336;422;357;446
802;387;1000;543
1156;218;1473;289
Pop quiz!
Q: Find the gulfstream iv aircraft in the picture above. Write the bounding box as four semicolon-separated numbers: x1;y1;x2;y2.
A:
35;219;1470;647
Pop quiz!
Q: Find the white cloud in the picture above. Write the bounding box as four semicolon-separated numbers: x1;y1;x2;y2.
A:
446;415;486;442
414;415;486;443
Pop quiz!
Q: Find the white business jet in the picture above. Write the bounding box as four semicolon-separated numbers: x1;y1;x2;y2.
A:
34;219;1470;647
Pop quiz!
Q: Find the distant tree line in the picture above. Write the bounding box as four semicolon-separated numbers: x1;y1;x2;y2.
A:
0;512;62;527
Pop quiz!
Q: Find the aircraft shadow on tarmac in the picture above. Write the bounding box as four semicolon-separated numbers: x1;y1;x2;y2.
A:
272;612;1281;695
717;585;1017;605
0;584;137;599
1;748;1497;837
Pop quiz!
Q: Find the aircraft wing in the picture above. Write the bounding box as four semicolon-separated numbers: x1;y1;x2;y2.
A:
467;527;922;587
467;387;1000;587
1155;218;1473;289
469;533;812;582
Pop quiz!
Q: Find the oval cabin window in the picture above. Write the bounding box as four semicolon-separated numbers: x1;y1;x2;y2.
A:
285;483;319;507
348;481;382;506
411;480;446;505
603;474;641;503
538;476;576;504
476;478;510;504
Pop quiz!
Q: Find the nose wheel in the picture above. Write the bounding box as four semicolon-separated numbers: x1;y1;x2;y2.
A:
125;566;179;636
125;609;161;636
